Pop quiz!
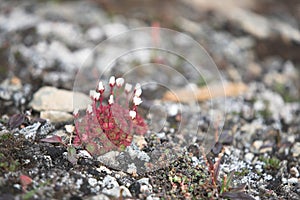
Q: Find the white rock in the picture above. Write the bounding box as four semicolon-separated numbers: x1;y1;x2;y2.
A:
88;178;98;187
40;110;73;123
30;86;90;112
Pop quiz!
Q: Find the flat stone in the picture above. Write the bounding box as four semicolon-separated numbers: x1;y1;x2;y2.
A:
30;86;90;112
40;110;73;123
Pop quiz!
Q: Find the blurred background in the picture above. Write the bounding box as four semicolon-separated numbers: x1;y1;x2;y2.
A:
0;0;299;111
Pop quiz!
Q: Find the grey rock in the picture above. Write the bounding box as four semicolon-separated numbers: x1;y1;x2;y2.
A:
30;86;90;112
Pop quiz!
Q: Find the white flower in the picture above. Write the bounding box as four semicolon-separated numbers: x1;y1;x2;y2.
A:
125;83;132;93
108;94;114;105
135;87;142;97
93;91;100;100
98;81;104;92
86;105;93;113
135;83;141;90
89;90;100;100
133;96;142;106
73;108;79;116
129;110;136;119
109;76;115;86
116;78;125;87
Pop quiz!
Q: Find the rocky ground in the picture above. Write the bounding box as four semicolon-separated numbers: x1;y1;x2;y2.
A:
0;0;300;199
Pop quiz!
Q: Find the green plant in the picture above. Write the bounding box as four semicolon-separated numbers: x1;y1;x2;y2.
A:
259;156;280;170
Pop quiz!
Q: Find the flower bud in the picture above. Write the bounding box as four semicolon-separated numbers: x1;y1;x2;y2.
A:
109;76;116;87
135;87;142;97
86;105;93;113
129;110;136;119
116;78;125;87
125;83;132;93
133;96;142;106
108;94;114;105
98;81;105;93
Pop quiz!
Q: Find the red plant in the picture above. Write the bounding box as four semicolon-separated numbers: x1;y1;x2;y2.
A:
73;76;148;155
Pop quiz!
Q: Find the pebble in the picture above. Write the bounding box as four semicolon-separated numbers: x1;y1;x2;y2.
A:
252;140;263;152
88;178;98;187
102;175;132;198
290;167;299;178
291;142;300;157
29;86;90;112
137;178;153;194
245;152;254;163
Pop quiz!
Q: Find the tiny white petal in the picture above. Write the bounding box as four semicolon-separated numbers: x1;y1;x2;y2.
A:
98;81;105;91
93;91;100;100
133;96;142;106
87;105;93;113
108;94;114;105
116;78;125;87
135;88;142;97
129;110;136;119
73;108;79;116
125;83;132;93
109;76;115;86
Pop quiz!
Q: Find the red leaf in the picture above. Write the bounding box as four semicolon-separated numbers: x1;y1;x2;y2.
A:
20;174;32;191
40;135;63;144
8;113;27;129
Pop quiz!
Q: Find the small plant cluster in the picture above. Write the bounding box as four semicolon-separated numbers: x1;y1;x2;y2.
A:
73;76;148;155
41;76;148;163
